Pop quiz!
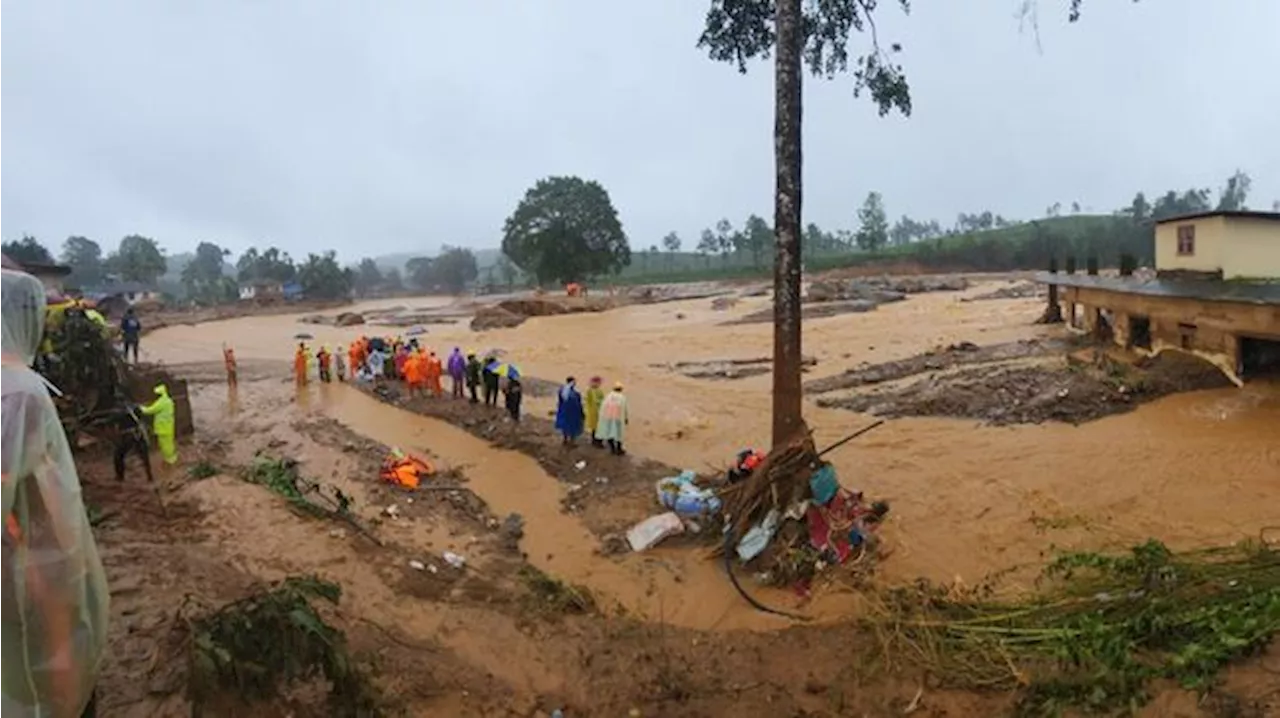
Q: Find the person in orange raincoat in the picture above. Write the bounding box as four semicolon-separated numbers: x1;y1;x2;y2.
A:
294;342;308;386
424;351;443;397
223;344;238;388
404;348;425;397
348;342;362;378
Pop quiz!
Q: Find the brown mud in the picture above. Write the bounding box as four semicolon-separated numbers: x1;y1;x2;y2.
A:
819;350;1236;425
653;355;819;381
804;337;1079;394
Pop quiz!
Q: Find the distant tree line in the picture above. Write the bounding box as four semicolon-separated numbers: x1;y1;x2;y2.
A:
2;232;485;305
616;168;1261;277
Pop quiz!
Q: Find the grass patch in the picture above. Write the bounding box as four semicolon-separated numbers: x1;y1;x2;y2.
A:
518;565;596;616
188;460;219;479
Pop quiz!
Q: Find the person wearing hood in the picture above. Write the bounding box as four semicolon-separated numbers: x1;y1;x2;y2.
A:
596;382;630;456
2;269;109;718
555;376;585;445
583;376;605;448
481;355;500;407
426;351;444;397
140;383;178;465
447;347;466;399
464;352;482;403
294;342;309;386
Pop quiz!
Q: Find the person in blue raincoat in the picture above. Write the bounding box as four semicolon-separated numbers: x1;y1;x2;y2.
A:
554;376;585;446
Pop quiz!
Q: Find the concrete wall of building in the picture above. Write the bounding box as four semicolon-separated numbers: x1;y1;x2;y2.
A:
1222;217;1280;280
1060;285;1280;383
1155;215;1225;273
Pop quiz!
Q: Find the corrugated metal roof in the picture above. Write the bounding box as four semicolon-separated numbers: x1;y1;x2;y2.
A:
1035;272;1280;306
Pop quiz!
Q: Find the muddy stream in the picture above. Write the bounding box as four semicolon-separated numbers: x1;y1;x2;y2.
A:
146;286;1280;632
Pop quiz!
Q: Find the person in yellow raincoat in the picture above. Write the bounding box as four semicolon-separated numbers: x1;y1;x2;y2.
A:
140;384;178;464
3;268;109;717
584;376;605;448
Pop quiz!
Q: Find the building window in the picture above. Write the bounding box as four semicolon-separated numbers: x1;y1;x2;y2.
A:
1176;224;1195;255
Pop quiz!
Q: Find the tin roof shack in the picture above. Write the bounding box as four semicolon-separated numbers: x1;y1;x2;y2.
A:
1;253;73;294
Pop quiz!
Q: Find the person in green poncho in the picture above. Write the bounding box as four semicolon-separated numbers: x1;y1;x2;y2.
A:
140;384;177;465
583;376;605;448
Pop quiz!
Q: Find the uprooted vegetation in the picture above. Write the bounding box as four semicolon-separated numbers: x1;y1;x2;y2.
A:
819;350;1234;425
519;565;598;616
182;576;381;716
871;539;1280;716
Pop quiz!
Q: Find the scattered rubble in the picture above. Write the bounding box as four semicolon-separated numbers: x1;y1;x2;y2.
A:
961;281;1043;302
654;355;818;381
806;274;968;304
804;338;1075;394
817;350;1233;425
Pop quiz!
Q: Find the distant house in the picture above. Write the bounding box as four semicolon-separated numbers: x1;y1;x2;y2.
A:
239;281;282;300
1;253;73;294
83;281;162;317
239;280;303;301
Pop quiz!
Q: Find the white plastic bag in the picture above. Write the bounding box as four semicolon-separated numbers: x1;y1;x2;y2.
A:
626;512;684;552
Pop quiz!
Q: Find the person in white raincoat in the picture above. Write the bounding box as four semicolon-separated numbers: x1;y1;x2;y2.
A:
595;382;630;456
2;269;109;717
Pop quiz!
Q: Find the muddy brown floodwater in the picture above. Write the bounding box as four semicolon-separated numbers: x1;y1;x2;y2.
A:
146;284;1280;595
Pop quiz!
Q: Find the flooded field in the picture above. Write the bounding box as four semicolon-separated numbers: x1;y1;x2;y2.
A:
105;276;1280;715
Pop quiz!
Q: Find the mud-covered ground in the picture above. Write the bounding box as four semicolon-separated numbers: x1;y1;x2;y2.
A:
817;345;1235;425
82;367;1019;717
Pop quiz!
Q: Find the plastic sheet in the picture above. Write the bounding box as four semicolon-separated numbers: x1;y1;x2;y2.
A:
2;269;109;717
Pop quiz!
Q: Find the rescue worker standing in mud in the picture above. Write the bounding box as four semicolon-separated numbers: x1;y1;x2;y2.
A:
140;383;178;465
481;355;499;407
2;268;109;718
316;345;332;383
120;306;142;363
465;352;482;403
294;342;309;386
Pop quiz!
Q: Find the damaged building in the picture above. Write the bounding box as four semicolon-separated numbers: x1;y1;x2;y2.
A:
1038;210;1280;383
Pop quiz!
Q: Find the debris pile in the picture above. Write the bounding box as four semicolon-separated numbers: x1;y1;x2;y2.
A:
806;274;969;304
623;422;890;609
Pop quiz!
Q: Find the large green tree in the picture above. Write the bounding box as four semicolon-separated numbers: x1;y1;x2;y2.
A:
855;191;889;251
698;0;1103;445
182;241;233;303
742;214;772;267
501;176;630;285
3;236;55;264
405;256;436;291
108;235;167;283
432;246;479;294
1216;170;1251;211
61;236;105;287
297;251;352;299
353;258;383;297
236;246;296;283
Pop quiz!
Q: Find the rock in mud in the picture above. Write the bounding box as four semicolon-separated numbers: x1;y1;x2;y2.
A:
710;296;739;311
334;311;365;326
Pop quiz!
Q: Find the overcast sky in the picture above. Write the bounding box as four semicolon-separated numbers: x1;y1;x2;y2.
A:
3;0;1278;261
